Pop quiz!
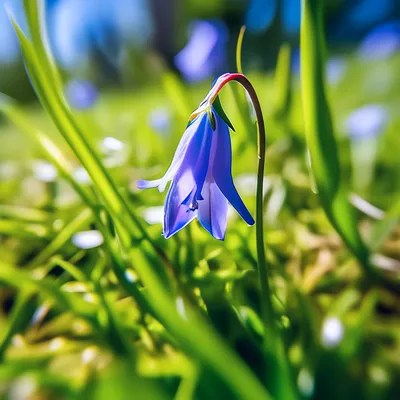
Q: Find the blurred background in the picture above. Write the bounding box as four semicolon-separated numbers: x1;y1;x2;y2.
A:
0;1;400;398
1;0;400;207
1;0;400;99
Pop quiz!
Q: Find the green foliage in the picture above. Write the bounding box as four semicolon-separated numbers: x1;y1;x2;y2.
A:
0;0;399;399
300;0;400;291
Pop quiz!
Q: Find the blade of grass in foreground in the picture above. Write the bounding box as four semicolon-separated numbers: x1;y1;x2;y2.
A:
0;100;165;319
6;1;274;397
9;1;150;247
10;0;179;289
0;262;97;321
274;43;292;120
300;0;400;291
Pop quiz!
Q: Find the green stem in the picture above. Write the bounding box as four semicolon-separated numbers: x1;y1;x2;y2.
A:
208;74;300;399
210;73;275;337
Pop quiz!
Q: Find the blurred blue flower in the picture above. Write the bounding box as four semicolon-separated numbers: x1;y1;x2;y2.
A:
149;108;171;135
359;21;400;60
282;0;301;35
291;50;347;85
65;79;98;109
174;19;228;83
326;56;347;85
49;0;153;69
245;0;276;33
245;0;300;34
291;48;301;75
330;0;398;40
0;5;17;63
0;0;26;64
345;0;395;30
345;104;389;140
138;105;254;239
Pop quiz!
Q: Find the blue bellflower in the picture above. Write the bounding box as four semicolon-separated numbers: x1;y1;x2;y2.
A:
174;19;228;83
245;0;300;35
345;104;389;140
65;79;98;109
49;0;153;69
359;21;400;60
138;107;255;240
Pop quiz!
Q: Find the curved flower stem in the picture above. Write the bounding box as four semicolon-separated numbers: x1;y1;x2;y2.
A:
209;73;275;340
216;73;299;400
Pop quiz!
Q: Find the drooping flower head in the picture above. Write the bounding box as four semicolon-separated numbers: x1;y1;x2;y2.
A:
138;74;255;240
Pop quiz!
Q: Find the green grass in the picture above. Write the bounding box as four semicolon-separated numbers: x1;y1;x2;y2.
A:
0;0;399;398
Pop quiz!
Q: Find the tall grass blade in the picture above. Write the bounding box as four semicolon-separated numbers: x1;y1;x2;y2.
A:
300;0;399;290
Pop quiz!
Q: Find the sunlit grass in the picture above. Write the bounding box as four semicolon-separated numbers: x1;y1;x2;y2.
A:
0;0;399;399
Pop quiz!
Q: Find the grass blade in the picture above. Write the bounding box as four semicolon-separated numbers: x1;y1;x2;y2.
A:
300;0;400;291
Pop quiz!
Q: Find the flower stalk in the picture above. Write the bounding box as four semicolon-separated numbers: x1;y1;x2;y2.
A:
203;73;275;339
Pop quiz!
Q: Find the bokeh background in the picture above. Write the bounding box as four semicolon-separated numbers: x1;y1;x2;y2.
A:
0;0;400;399
1;0;400;217
1;0;400;98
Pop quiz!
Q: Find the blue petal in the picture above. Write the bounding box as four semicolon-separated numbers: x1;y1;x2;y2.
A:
163;174;197;238
137;178;163;189
190;116;213;202
163;113;213;237
211;114;255;226
137;114;205;192
198;178;228;240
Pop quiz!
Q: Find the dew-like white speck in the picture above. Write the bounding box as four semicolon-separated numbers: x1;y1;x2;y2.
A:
143;206;164;225
72;167;91;184
72;230;104;249
0;161;20;180
9;376;36;400
297;368;314;397
49;337;64;351
12;334;25;348
321;317;344;348
101;136;125;152
53;219;65;231
32;160;58;182
83;293;97;303
369;365;389;385
62;282;88;293
31;304;49;325
82;347;97;364
124;269;138;283
176;297;187;319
